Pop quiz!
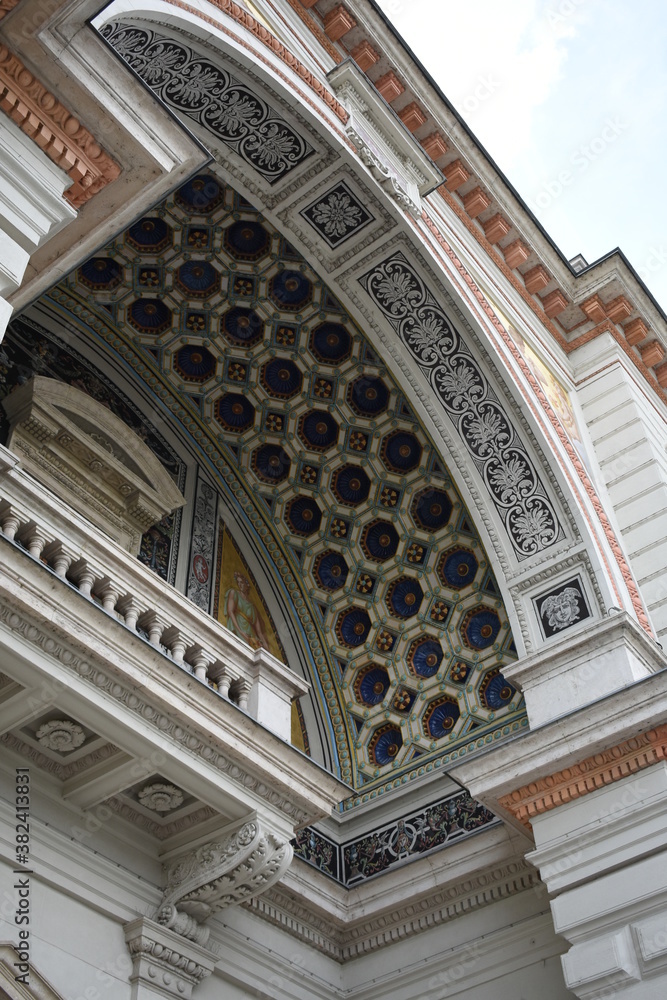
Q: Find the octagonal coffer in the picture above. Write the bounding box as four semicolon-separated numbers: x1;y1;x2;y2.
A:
460;605;501;649
368;724;402;766
298;410;340;451
354;665;390;707
381;430;422;473
309;322;352;364
174;345;216;383
215;393;255;431
313;550;348;591
347;375;389;416
224;219;270;260
269;269;313;311
385;576;424;618
480;668;515;709
251;444;291;484
408;637;443;678
127;216;172;251
260;358;303;399
175;174;224;213
437;547;479;589
331;465;371;506
175;260;219;298
423;697;460;739
361;520;399;561
411;487;453;531
78;257;122;290
285;496;322;536
221;307;264;346
128;298;171;334
336;607;371;647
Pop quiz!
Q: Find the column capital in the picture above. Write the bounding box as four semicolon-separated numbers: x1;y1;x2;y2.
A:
123;917;217;999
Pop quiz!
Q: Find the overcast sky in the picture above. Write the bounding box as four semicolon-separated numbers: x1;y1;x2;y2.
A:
376;0;667;312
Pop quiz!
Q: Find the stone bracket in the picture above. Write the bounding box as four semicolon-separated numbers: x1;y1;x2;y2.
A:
157;819;293;943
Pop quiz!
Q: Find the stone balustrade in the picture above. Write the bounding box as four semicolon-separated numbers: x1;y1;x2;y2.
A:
0;444;308;740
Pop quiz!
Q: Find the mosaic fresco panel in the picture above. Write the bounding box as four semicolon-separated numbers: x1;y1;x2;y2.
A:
293;790;497;886
53;171;526;792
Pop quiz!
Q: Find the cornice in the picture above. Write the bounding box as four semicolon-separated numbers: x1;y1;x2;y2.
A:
499;725;667;831
0;546;342;828
247;856;539;960
0;43;120;207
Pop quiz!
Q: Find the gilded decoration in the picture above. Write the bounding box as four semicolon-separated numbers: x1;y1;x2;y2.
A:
48;172;526;794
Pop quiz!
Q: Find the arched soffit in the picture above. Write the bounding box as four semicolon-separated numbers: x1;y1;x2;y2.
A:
94;11;635;648
43;168;527;801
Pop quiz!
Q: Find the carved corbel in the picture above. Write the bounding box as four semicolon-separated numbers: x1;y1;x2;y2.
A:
156;819;293;945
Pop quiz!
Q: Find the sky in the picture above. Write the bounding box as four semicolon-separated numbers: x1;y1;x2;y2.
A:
375;0;667;313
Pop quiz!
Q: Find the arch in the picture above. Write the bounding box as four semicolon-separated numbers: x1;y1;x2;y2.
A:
9;1;645;792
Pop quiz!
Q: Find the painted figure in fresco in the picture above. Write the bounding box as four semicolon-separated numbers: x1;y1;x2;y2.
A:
225;571;270;651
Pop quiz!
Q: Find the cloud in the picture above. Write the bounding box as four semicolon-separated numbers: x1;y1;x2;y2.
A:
377;0;588;172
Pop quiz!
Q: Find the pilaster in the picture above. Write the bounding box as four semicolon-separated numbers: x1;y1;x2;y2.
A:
124;918;217;1000
0;116;75;341
450;613;667;998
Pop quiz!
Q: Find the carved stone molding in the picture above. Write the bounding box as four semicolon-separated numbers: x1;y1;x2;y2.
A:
248;858;539;961
0;45;120;207
2;376;185;554
157;819;292;943
0;1;20;24
0;602;313;828
499;725;667;830
160;0;348;121
124;917;217;1000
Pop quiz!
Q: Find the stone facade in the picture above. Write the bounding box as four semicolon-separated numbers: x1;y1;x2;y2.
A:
0;2;666;999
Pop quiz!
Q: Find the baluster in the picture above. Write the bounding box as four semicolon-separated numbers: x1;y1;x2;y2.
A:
117;595;142;632
21;523;50;559
210;662;232;697
140;611;167;648
188;647;211;682
96;580;120;615
162;627;192;666
1;505;22;541
231;677;252;711
43;541;75;579
69;560;98;598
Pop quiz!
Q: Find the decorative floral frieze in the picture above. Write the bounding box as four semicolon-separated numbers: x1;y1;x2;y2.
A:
35;719;86;753
359;252;564;560
300;181;373;247
102;23;314;183
294;790;497;886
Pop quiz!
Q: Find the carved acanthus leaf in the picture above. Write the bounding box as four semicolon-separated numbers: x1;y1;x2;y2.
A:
157;820;292;941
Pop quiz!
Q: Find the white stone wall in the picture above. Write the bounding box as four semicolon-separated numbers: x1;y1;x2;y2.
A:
572;333;667;640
